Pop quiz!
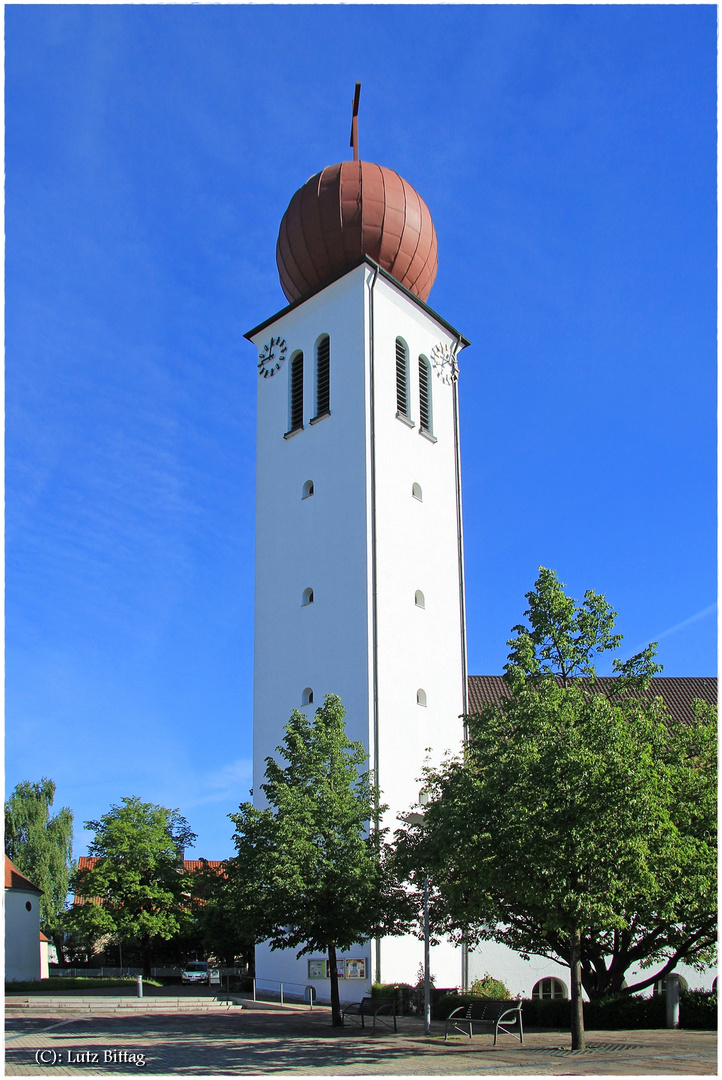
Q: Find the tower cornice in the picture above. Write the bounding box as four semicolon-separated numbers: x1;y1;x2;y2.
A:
245;257;471;349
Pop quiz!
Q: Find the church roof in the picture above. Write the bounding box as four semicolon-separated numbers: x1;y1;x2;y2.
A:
5;855;43;894
467;675;717;725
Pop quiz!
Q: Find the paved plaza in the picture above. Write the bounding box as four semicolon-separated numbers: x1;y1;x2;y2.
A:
5;997;717;1076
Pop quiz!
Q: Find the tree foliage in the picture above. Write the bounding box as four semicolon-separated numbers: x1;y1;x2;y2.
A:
190;860;255;968
400;569;717;1049
73;797;197;977
5;778;74;954
229;695;413;1025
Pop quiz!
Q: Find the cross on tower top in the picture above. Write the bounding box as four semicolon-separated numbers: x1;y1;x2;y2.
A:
349;82;361;161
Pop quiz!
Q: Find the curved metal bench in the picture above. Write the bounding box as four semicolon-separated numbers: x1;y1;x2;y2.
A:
444;999;524;1044
342;996;397;1032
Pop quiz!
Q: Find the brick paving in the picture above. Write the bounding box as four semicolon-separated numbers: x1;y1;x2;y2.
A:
5;998;717;1075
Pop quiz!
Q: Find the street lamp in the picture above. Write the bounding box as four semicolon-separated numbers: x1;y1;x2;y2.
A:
404;789;431;1036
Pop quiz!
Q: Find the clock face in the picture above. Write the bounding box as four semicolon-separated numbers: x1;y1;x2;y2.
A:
258;336;287;378
430;342;459;384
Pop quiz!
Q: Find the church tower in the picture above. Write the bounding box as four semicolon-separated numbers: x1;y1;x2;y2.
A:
246;93;470;1000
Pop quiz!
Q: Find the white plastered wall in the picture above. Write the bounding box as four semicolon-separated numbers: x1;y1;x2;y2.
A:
5;887;41;982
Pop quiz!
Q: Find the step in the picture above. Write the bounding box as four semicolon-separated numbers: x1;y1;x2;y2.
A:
6;996;241;1011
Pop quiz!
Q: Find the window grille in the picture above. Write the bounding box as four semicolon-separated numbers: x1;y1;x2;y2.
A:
290;352;304;432
315;335;330;417
419;356;432;433
532;978;567;1001
396;338;409;417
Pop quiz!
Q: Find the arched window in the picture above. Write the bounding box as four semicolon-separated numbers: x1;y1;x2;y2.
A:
414;590;425;609
395;337;410;419
314;334;330;419
416;689;427;707
302;480;314;499
419;355;432;434
302;587;314;606
532;978;568;1001
289;351;304;433
412;482;423;501
302;687;314;706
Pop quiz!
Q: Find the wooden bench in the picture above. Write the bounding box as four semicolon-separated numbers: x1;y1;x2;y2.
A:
342;996;397;1032
444;999;524;1044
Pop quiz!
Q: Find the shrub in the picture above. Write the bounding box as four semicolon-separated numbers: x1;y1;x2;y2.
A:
5;977;163;993
584;994;666;1030
469;972;511;999
522;990;716;1031
680;990;717;1030
371;982;416;1014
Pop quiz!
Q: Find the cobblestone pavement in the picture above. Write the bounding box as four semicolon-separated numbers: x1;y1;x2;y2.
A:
5;1000;717;1076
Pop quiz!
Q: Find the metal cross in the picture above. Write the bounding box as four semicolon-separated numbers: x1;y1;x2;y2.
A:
349;82;361;161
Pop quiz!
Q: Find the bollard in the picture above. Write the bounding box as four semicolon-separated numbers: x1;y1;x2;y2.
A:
665;974;680;1028
305;985;316;1010
136;975;143;999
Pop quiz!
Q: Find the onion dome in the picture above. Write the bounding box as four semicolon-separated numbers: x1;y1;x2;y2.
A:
276;160;438;304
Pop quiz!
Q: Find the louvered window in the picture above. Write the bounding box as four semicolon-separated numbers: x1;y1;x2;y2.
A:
315;335;330;418
419;356;432;433
289;352;304;432
395;338;409;418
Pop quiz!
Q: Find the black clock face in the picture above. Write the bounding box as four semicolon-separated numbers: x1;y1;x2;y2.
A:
258;336;287;377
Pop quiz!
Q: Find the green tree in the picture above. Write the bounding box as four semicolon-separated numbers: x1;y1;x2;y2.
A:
5;778;74;959
190;860;255;969
401;570;717;1050
74;797;197;977
230;694;413;1026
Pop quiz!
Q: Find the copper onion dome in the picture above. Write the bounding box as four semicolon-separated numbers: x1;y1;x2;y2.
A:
276;160;439;304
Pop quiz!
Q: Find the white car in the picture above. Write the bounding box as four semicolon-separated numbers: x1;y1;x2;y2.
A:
182;961;209;985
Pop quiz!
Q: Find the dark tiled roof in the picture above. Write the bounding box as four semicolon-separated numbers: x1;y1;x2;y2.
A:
468;676;717;726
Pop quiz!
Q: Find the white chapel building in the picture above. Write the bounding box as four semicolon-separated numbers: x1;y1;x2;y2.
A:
246;147;470;1000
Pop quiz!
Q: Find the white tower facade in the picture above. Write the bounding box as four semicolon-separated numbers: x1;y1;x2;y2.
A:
247;258;469;1000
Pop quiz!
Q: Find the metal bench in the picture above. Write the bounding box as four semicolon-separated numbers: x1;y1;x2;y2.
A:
444;999;524;1044
342;996;397;1032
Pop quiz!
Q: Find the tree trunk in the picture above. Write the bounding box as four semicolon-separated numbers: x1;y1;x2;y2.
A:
142;935;152;979
328;943;343;1027
570;927;585;1050
52;931;67;966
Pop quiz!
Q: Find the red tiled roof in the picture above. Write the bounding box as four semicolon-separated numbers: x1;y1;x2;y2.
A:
73;857;224;905
467;675;717;725
5;855;43;894
39;931;49;942
77;857;222;872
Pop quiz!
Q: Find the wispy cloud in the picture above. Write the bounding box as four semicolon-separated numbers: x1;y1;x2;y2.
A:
181;758;253;810
653;603;717;642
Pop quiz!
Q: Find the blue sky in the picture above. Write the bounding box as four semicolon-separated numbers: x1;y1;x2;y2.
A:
6;5;717;860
